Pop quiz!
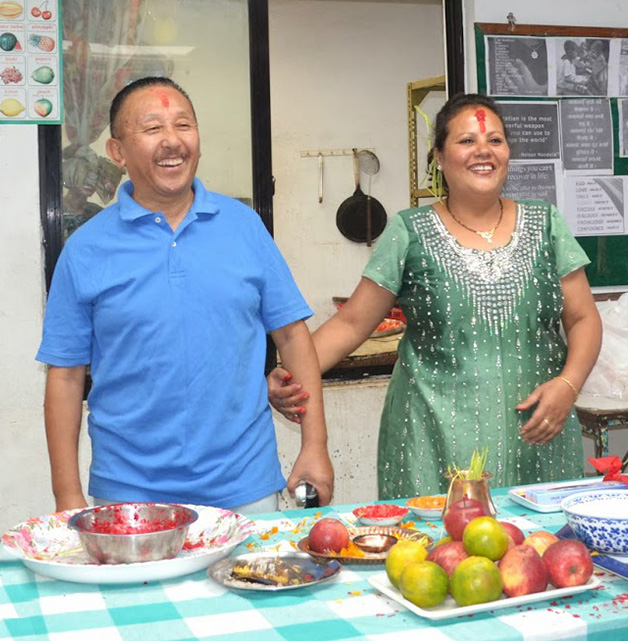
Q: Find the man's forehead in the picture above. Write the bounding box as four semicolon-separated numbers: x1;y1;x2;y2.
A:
119;88;194;122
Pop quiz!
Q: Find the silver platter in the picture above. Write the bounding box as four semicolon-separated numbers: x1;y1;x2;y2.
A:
208;551;342;591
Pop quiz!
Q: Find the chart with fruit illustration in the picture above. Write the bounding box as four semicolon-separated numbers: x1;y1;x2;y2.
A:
0;0;62;123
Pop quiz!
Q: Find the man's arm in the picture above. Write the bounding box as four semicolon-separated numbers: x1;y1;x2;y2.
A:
44;365;89;511
271;320;334;506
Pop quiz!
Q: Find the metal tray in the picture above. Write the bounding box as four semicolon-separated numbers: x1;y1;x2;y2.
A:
208;551;341;591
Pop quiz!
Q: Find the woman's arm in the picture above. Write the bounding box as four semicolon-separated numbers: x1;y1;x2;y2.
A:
269;278;397;419
557;267;603;391
518;268;602;443
313;277;398;373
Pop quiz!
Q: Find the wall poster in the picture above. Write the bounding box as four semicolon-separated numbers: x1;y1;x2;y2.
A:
477;22;628;289
0;0;63;124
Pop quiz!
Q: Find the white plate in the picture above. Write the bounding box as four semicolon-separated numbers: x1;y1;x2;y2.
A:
2;505;254;584
405;497;446;520
352;506;409;526
405;506;444;520
368;572;600;620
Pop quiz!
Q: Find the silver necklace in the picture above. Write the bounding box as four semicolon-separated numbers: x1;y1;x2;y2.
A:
445;198;504;244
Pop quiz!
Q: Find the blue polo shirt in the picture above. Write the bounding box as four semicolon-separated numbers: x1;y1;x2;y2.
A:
36;179;312;508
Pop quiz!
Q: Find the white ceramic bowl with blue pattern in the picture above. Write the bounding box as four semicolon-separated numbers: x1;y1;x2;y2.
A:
561;490;628;555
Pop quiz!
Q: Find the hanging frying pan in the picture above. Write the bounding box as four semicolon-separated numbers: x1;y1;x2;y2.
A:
336;149;387;245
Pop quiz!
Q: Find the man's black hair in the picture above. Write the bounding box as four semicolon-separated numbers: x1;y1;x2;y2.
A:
109;76;196;138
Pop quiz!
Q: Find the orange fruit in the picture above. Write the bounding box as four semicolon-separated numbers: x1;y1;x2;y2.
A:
399;560;449;608
463;516;509;561
385;538;429;588
450;556;503;606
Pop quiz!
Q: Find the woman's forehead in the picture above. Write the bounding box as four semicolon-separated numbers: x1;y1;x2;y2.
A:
448;106;503;132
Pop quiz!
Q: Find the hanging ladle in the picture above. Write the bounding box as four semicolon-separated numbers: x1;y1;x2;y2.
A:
356;149;381;247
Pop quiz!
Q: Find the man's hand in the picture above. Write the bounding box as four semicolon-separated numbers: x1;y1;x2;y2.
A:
286;444;334;506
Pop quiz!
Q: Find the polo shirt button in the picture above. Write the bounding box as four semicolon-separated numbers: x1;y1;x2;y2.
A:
155;217;162;223
172;241;177;247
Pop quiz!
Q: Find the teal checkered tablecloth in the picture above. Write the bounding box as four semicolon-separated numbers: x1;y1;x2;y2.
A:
2;488;628;641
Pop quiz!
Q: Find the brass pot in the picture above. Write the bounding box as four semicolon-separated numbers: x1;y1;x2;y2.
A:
443;469;496;518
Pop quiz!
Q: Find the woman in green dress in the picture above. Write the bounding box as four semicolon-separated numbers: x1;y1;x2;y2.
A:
271;93;602;498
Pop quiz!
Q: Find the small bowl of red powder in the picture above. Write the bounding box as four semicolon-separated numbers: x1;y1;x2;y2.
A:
68;503;199;564
352;504;409;526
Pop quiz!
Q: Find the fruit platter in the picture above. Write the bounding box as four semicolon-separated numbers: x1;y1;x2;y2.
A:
363;449;603;619
297;517;432;564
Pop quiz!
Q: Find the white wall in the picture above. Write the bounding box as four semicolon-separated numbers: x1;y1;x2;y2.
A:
270;0;445;325
0;125;53;529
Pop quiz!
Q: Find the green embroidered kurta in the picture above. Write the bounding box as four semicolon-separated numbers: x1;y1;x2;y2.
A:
363;201;590;499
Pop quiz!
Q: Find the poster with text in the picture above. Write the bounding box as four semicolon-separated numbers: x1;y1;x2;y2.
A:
503;161;561;209
0;0;63;124
560;99;613;174
553;37;610;97
498;101;560;160
486;36;549;97
564;176;626;236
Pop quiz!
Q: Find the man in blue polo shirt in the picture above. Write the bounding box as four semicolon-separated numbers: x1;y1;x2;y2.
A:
37;76;334;514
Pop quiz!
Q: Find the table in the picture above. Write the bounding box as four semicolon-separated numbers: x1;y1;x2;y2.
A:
1;488;628;641
576;393;628;469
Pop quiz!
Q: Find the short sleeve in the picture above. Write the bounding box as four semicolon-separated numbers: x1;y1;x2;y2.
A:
36;247;93;366
549;204;591;278
362;213;410;296
254;217;313;332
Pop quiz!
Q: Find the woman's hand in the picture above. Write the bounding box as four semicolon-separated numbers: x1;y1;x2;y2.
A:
516;378;577;444
267;368;309;424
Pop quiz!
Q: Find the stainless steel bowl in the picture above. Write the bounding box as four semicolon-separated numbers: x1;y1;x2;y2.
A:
68;503;198;564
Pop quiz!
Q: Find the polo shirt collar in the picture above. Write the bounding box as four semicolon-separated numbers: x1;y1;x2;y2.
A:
117;178;221;222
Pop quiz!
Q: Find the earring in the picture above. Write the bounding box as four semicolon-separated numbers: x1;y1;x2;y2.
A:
437;164;442;171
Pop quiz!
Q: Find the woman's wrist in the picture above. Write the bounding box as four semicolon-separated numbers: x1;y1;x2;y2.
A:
555;375;579;400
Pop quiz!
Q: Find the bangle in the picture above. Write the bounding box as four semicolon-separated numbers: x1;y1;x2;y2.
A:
556;376;579;399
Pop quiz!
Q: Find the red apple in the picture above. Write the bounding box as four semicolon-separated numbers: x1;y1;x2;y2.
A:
543;539;593;588
500;521;525;545
498;544;549;597
307;518;349;553
443;497;488;540
426;540;469;577
523;530;559;556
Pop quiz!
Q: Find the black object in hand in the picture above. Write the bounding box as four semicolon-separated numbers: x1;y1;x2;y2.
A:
295;482;320;508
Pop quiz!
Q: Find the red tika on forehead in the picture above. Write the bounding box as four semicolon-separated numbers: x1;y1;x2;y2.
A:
156;89;169;108
475;108;486;132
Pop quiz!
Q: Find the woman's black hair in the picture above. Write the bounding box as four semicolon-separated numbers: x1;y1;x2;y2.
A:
109;76;196;138
427;93;508;169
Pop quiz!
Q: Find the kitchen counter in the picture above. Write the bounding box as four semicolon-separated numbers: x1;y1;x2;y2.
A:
1;487;627;640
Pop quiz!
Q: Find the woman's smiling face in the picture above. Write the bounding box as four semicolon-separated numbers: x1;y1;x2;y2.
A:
435;106;510;199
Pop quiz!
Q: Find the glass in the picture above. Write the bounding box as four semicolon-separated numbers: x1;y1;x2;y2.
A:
443;469;497;518
60;0;252;239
